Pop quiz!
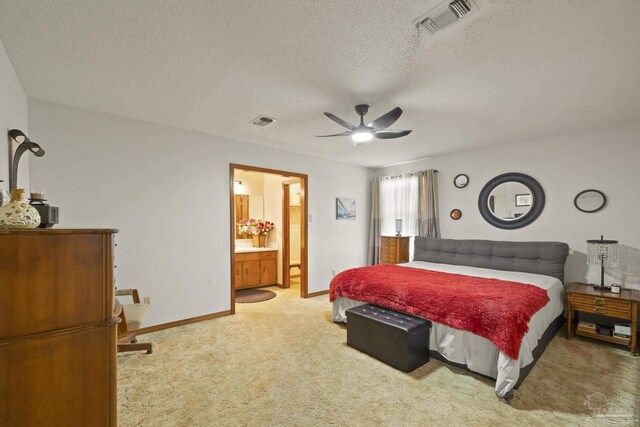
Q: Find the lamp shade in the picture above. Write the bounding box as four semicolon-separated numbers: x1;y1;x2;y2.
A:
587;236;619;267
586;235;619;290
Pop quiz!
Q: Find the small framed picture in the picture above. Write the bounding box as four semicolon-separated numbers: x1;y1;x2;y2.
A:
515;194;532;207
336;198;356;220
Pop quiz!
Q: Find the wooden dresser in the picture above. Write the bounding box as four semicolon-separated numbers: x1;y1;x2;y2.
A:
566;282;639;354
380;236;410;264
234;250;278;289
0;229;119;427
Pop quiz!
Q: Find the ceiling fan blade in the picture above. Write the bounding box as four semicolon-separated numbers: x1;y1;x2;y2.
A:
315;131;352;137
324;112;355;130
368;107;403;130
373;130;412;139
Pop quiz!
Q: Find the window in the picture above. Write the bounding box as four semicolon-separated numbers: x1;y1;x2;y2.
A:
379;173;419;237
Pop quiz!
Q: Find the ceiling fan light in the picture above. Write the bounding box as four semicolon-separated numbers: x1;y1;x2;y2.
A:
352;130;373;143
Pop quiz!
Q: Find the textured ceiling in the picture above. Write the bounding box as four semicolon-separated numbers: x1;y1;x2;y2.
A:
1;0;639;168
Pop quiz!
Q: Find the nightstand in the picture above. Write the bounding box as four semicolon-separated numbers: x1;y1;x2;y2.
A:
379;236;410;264
566;283;639;354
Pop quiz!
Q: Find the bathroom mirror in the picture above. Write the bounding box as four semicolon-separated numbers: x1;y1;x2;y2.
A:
248;195;264;219
574;189;607;213
478;173;545;229
234;194;264;238
453;174;469;188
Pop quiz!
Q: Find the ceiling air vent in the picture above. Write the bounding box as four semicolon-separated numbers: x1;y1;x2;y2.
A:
414;0;479;34
251;116;277;127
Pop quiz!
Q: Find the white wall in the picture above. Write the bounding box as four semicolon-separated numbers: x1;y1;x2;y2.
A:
0;37;28;193
376;119;640;290
234;169;263;197
28;99;371;326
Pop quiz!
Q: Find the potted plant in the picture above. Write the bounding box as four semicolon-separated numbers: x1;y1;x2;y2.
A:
237;219;275;247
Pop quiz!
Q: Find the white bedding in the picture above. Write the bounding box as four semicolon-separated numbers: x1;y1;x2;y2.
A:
332;261;565;398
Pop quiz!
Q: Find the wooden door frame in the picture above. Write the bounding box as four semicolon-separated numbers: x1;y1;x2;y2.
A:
229;163;309;314
282;178;301;289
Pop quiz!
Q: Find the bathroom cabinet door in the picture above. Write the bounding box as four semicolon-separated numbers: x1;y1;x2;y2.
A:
234;261;244;288
260;259;277;285
242;260;261;287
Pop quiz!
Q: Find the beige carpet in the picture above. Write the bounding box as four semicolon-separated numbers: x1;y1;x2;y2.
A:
118;284;639;426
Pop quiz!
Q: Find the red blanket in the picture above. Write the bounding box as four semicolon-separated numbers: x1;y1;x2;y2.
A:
330;264;550;359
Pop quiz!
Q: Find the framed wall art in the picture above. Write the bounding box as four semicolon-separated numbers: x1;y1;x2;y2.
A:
515;194;532;207
336;197;355;220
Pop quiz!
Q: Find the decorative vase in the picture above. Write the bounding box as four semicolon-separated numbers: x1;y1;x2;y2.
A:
252;235;267;248
0;189;41;229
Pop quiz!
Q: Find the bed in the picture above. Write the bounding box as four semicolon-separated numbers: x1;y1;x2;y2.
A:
331;236;569;401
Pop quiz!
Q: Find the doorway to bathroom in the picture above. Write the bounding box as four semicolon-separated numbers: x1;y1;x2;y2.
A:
229;164;308;314
282;178;302;289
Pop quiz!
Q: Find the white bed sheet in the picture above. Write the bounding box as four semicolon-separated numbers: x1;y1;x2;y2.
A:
332;261;565;398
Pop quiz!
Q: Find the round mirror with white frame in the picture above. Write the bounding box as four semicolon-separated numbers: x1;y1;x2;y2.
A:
478;173;545;229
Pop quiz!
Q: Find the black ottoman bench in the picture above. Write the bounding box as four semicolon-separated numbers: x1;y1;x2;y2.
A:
345;304;431;373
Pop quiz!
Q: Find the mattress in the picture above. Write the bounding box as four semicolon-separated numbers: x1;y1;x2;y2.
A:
332;261;564;398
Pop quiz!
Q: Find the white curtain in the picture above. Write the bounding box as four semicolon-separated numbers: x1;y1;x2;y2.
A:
379;173;419;237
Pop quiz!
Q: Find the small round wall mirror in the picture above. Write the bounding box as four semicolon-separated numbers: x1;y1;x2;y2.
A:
574;189;607;213
453;174;469;188
478;172;545;229
450;209;462;220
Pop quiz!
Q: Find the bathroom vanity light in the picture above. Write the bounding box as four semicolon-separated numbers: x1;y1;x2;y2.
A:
233;180;245;194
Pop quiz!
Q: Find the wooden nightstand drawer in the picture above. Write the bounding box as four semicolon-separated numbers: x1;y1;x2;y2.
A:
571;302;630;319
571;294;631;311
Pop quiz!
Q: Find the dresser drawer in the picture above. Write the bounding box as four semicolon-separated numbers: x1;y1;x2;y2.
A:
381;246;396;255
571;294;631;311
379;251;396;262
381;239;397;248
571;302;631;319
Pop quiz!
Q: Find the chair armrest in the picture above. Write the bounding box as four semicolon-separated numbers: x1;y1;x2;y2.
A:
115;288;141;303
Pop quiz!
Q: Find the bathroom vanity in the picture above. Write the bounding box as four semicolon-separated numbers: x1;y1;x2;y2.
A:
234;247;278;289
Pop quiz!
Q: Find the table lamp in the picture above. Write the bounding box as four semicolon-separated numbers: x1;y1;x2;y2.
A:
586;235;619;291
395;219;403;236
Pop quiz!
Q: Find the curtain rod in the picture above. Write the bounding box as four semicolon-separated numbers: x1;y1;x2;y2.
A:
381;169;438;179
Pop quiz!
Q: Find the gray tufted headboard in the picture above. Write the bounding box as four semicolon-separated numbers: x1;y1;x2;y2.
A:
413;237;569;282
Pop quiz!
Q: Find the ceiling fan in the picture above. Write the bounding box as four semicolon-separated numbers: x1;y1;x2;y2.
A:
317;104;412;145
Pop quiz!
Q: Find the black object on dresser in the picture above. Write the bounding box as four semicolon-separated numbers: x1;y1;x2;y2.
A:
29;200;59;228
346;304;431;372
